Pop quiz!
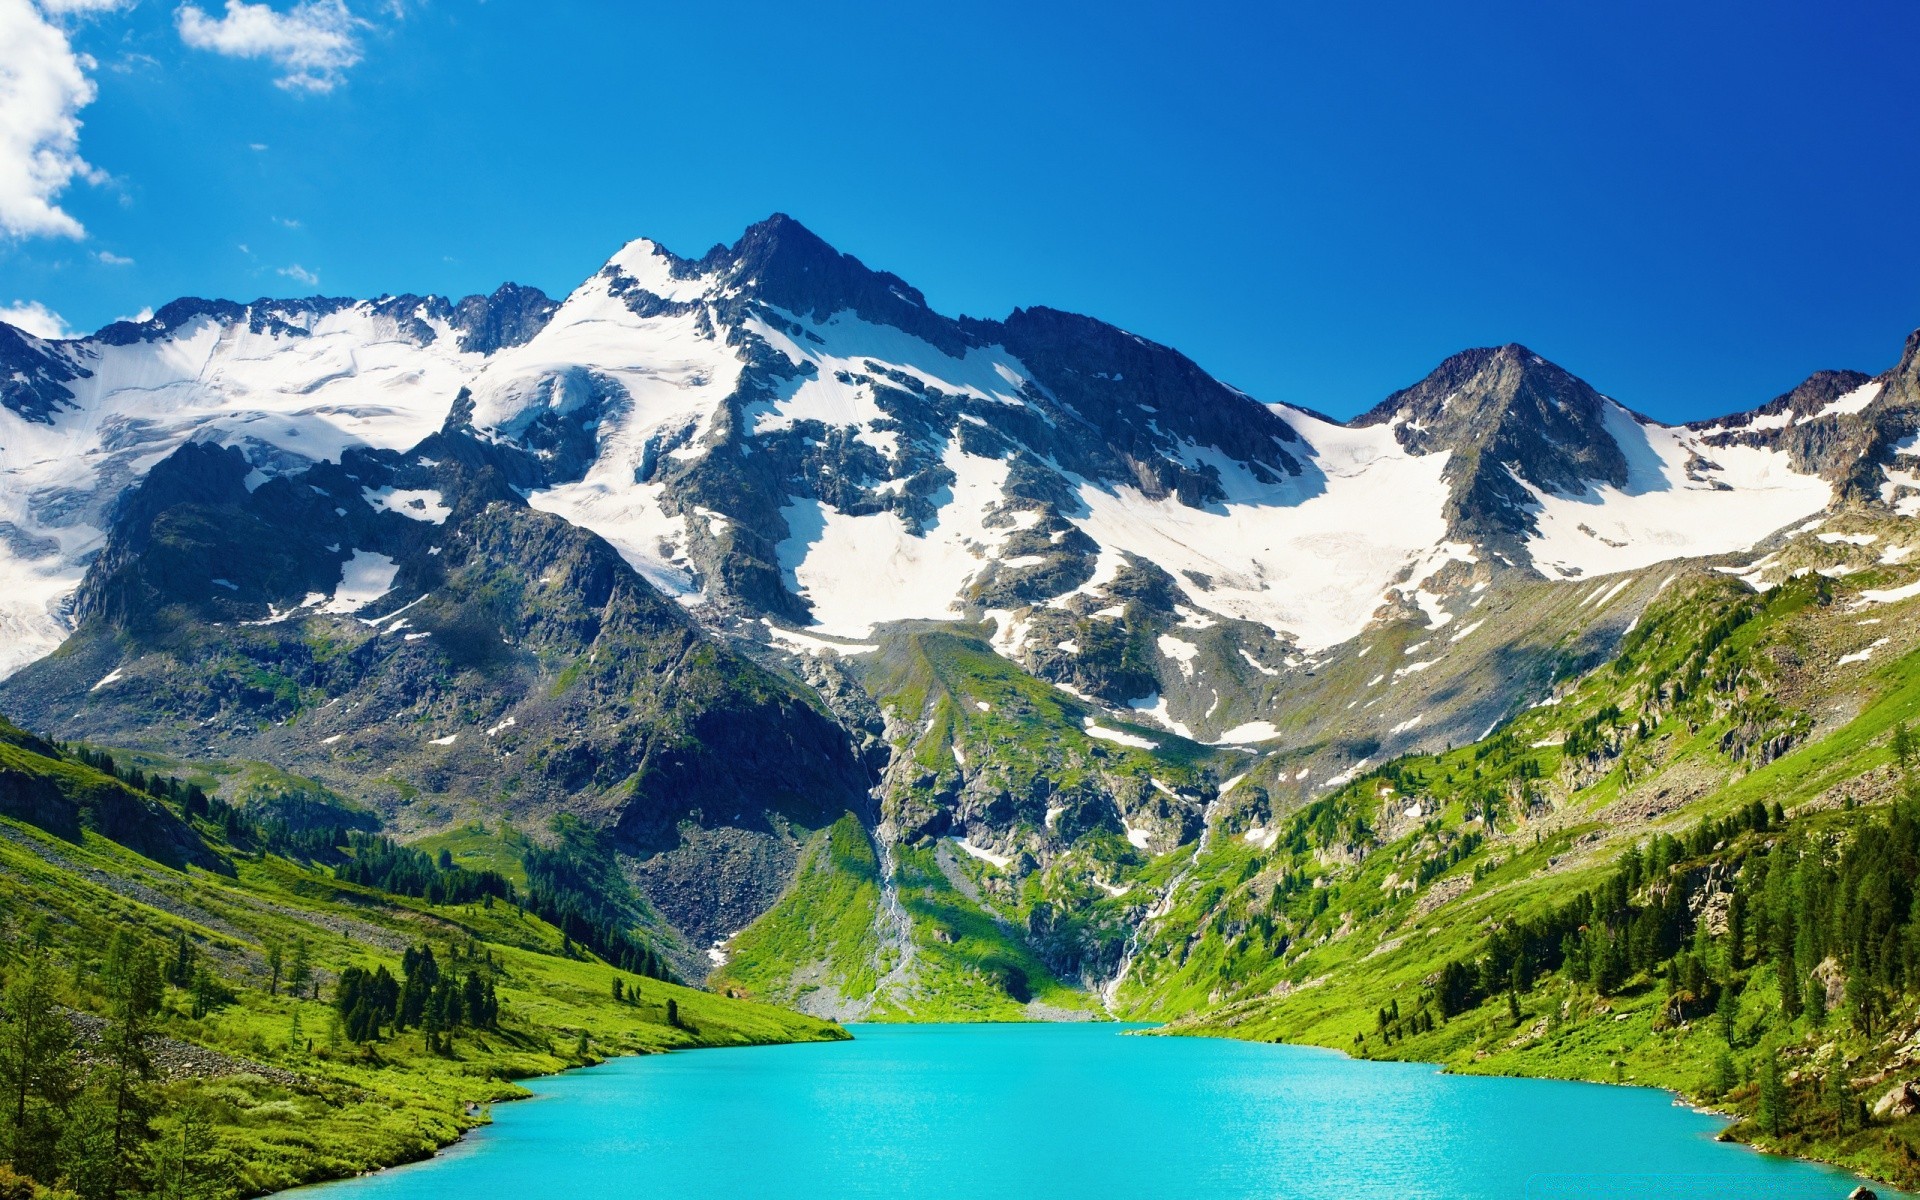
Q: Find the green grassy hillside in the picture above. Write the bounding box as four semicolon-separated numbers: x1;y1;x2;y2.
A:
1094;526;1920;1188
0;722;844;1200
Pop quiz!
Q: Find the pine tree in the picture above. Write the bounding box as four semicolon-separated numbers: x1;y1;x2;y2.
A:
1825;1067;1860;1133
462;972;485;1027
164;934;195;990
0;950;76;1184
1757;1055;1789;1137
1708;1047;1737;1099
144;1097;232;1200
97;933;161;1197
286;938;311;1000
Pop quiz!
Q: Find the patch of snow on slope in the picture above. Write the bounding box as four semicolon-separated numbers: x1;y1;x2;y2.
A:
1156;635;1199;676
749;308;1032;413
1803;380;1883;423
1856;580;1920;607
320;551;399;614
1879;435;1920;516
1320;758;1371;790
1065;409;1453;651
778;439;1013;637
1214;720;1281;744
1584;575;1636;610
953;837;1012;869
363;487;450;524
1839;638;1890;666
1084;719;1158;750
1523;403;1831;580
1127;692;1193;739
1449;619;1485;643
763;621;877;657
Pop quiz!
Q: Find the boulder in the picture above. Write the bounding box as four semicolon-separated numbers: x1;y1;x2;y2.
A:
1872;1080;1920;1119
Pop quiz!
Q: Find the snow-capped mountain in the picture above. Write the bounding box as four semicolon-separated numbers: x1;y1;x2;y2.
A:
0;213;1903;691
0;287;554;673
8;213;1920;999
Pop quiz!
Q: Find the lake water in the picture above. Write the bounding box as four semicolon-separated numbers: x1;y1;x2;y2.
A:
303;1023;1896;1200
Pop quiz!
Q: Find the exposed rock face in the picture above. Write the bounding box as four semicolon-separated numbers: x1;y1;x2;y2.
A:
1355;344;1630;553
451;282;559;354
1873;1081;1920;1120
0;321;87;422
0;433;871;951
1689;332;1920;503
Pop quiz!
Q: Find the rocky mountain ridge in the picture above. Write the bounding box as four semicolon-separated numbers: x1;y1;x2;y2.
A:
5;214;1920;1006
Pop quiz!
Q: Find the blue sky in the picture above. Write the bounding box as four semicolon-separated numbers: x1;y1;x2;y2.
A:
3;0;1918;423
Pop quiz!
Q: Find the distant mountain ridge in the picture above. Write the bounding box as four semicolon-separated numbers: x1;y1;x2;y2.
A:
6;214;1920;1002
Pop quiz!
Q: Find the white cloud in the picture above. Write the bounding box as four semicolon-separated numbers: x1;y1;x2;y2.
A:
248;141;268;150
278;262;318;287
272;214;300;228
94;248;131;264
176;0;364;93
0;300;78;339
37;0;137;13
0;0;104;239
115;305;153;324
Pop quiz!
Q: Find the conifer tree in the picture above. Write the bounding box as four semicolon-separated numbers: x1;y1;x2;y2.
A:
1757;1055;1789;1137
0;950;75;1184
286;939;312;1000
145;1097;232;1200
66;933;163;1200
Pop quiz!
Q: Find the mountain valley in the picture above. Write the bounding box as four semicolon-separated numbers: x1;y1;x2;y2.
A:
10;215;1920;1184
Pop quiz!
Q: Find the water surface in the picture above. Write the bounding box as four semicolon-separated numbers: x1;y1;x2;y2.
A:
305;1023;1894;1200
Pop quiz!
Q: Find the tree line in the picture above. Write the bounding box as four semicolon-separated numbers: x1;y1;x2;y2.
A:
522;818;674;982
333;835;515;907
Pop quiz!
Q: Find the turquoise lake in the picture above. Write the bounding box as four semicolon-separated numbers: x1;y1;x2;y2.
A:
303;1023;1895;1200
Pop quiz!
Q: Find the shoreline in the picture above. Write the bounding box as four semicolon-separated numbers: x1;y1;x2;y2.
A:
1154;1019;1907;1195
262;1024;851;1198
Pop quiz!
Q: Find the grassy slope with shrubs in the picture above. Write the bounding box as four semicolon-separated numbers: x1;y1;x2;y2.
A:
0;720;844;1200
1108;548;1920;1187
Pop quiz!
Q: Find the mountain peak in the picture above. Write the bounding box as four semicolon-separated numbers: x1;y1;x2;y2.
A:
1354;343;1633;552
1355;343;1577;429
702;213;964;353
